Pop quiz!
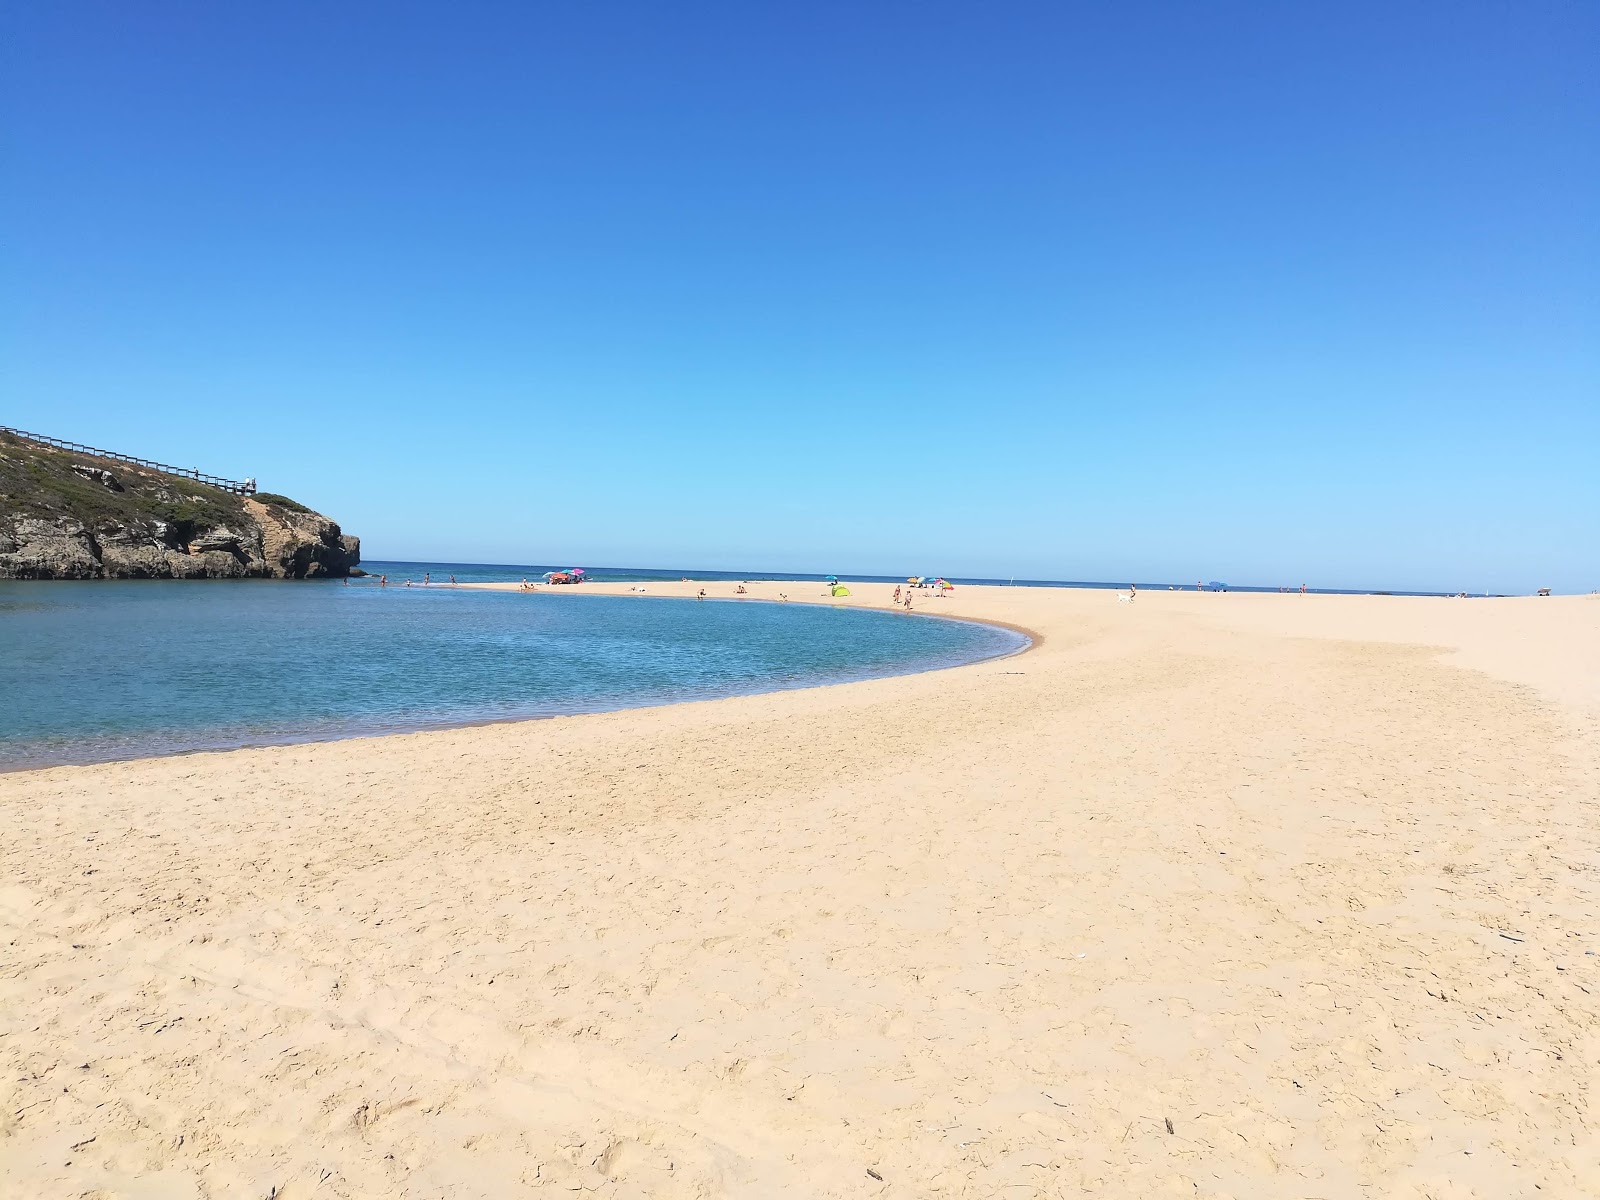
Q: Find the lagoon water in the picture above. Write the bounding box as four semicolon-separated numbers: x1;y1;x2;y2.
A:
0;581;1024;770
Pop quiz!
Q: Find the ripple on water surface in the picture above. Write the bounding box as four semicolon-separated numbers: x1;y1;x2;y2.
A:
0;582;1026;769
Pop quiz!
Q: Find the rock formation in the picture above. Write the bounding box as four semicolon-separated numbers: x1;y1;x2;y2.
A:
0;432;360;580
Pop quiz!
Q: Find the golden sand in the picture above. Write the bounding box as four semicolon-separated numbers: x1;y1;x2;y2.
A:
3;583;1597;1198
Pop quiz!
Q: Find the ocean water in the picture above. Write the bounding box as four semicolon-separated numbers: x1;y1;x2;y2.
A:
0;581;1026;770
361;561;1483;596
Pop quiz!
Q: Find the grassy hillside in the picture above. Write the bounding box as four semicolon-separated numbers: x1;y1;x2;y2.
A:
0;431;248;536
0;431;359;579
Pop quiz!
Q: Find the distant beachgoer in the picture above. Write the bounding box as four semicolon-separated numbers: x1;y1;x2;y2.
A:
1130;583;1137;596
903;592;912;610
697;588;707;601
449;574;456;586
893;585;901;604
1300;583;1307;595
1197;580;1203;592
424;572;430;586
380;575;388;587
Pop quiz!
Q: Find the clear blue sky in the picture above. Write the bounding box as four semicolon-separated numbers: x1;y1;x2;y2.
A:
4;2;1595;591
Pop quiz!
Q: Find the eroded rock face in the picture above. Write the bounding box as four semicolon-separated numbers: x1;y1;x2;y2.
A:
0;437;361;580
243;499;360;579
69;464;124;491
0;506;357;580
1;517;102;579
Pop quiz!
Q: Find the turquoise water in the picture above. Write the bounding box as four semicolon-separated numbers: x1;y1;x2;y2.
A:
0;582;1025;770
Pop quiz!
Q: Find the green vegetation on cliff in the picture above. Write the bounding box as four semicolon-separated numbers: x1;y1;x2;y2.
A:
0;432;245;528
0;432;360;579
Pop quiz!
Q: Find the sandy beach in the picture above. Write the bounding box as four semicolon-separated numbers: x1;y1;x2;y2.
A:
3;582;1598;1199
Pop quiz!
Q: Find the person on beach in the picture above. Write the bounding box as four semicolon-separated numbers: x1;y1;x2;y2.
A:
893;585;901;604
449;574;456;586
903;592;913;611
424;572;430;586
697;589;707;601
1301;583;1307;595
380;575;388;587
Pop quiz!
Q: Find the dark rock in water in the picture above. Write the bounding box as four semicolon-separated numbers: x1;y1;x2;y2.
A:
0;432;362;580
348;567;368;577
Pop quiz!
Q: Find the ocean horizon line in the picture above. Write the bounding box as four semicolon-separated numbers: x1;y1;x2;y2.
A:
361;559;1502;599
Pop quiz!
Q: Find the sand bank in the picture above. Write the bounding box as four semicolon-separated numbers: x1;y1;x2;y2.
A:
3;584;1598;1198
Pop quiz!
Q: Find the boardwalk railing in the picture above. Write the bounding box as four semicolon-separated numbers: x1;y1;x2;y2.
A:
0;425;256;495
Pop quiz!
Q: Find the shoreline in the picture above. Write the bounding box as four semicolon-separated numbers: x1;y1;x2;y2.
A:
458;577;1050;651
0;582;1037;775
3;586;1597;1196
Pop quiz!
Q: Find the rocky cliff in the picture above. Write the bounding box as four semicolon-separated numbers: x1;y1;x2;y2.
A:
0;432;360;579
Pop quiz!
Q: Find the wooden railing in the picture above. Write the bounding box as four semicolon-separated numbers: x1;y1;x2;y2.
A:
0;425;257;495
